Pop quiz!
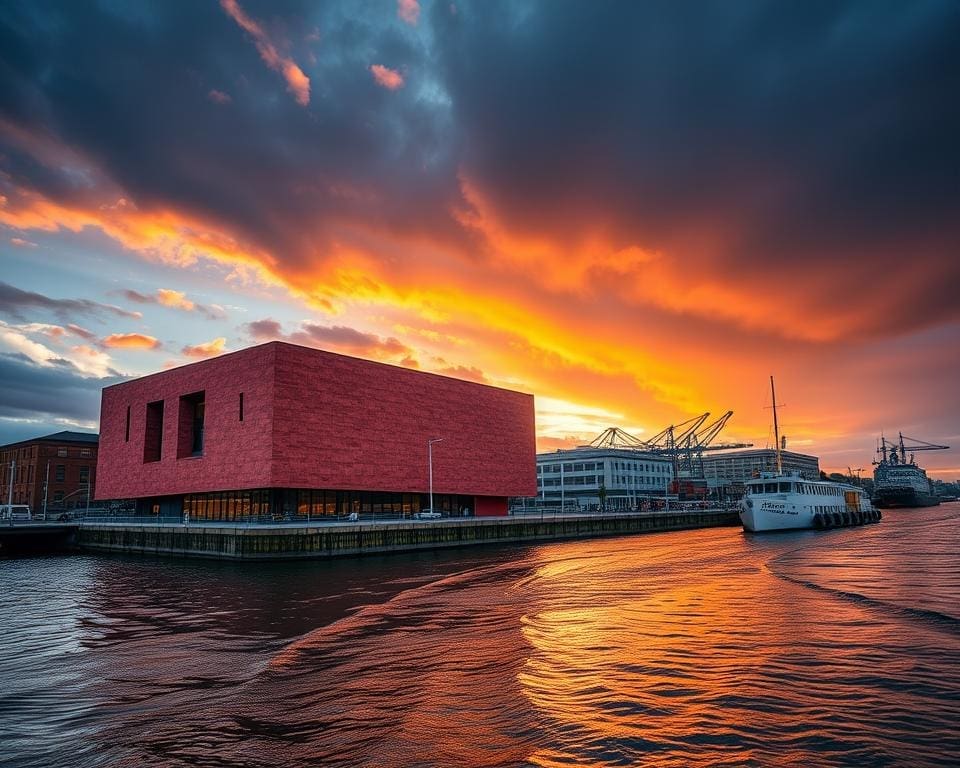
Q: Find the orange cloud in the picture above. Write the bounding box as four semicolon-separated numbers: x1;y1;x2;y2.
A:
182;337;226;358
156;288;195;311
102;333;162;350
0;186;282;286
398;0;420;25
220;0;310;106
370;64;404;90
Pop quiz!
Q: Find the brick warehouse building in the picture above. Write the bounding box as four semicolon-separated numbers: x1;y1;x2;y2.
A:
0;431;99;513
96;342;536;520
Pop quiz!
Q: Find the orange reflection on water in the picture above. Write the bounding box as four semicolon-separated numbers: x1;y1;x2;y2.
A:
515;531;905;767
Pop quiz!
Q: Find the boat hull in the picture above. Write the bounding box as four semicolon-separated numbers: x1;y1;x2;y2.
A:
872;489;941;508
739;503;812;532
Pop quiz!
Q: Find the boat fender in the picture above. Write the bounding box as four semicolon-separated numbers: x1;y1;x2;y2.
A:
833;512;842;527
813;513;823;529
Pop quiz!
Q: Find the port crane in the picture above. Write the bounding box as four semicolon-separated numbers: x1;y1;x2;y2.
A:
875;433;949;467
589;411;753;477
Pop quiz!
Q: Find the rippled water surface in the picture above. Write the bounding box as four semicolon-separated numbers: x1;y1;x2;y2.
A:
2;504;959;767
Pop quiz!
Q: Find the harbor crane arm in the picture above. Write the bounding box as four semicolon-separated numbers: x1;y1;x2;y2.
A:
897;434;949;451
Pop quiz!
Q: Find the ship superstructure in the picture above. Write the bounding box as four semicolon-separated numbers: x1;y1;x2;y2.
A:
872;434;948;508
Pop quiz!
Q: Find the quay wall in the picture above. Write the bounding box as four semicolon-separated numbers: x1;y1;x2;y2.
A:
75;510;740;560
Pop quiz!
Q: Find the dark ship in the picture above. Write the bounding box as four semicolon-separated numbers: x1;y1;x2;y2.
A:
872;433;948;508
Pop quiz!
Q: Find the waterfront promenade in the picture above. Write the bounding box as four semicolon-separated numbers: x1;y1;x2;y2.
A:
70;508;739;560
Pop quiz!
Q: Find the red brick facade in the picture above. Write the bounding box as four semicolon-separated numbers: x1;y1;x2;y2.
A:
96;342;536;515
0;432;98;513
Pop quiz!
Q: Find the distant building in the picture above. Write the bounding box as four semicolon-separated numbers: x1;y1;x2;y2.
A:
0;431;99;513
702;448;820;495
96;341;536;520
536;447;674;510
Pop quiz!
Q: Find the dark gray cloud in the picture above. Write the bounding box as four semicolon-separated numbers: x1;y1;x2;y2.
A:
0;0;463;270
0;282;142;323
0;353;125;444
245;317;412;359
118;288;225;320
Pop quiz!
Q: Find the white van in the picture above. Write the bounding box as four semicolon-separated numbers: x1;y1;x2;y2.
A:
0;504;32;521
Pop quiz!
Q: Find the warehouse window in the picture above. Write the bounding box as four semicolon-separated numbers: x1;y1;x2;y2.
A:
144;400;164;463
55;465;65;482
239;392;244;422
125;405;131;442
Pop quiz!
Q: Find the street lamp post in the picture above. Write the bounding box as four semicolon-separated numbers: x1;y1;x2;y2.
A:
42;461;49;521
5;460;14;525
428;438;444;515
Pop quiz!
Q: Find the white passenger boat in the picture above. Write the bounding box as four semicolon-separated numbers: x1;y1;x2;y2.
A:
738;377;881;533
740;472;879;532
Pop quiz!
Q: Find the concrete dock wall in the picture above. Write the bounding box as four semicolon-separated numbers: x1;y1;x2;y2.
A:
76;510;740;560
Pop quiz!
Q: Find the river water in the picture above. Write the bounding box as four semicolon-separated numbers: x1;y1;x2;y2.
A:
1;504;958;767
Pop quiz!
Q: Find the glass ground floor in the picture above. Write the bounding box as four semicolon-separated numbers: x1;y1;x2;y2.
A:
134;488;479;522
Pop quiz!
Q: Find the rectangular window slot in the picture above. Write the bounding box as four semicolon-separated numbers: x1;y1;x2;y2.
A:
177;391;205;458
143;400;164;463
239;392;244;422
125;405;131;442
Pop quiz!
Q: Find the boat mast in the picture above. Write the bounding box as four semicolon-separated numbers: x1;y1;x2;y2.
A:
770;375;782;474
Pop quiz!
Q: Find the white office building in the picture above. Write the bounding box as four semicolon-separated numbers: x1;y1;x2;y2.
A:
702;448;820;496
535;447;674;511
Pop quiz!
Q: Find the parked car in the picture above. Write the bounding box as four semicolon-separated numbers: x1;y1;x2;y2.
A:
415;510;442;519
0;504;32;522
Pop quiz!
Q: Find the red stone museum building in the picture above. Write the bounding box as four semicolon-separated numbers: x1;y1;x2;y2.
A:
96;342;536;520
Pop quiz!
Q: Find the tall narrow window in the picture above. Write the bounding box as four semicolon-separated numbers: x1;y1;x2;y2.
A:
239;392;244;422
177;391;205;458
143;400;164;463
125;405;131;442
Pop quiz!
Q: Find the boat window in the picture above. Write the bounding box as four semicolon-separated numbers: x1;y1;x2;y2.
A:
764;483;777;493
779;482;792;493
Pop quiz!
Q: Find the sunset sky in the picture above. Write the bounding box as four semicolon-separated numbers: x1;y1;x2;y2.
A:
1;1;958;478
